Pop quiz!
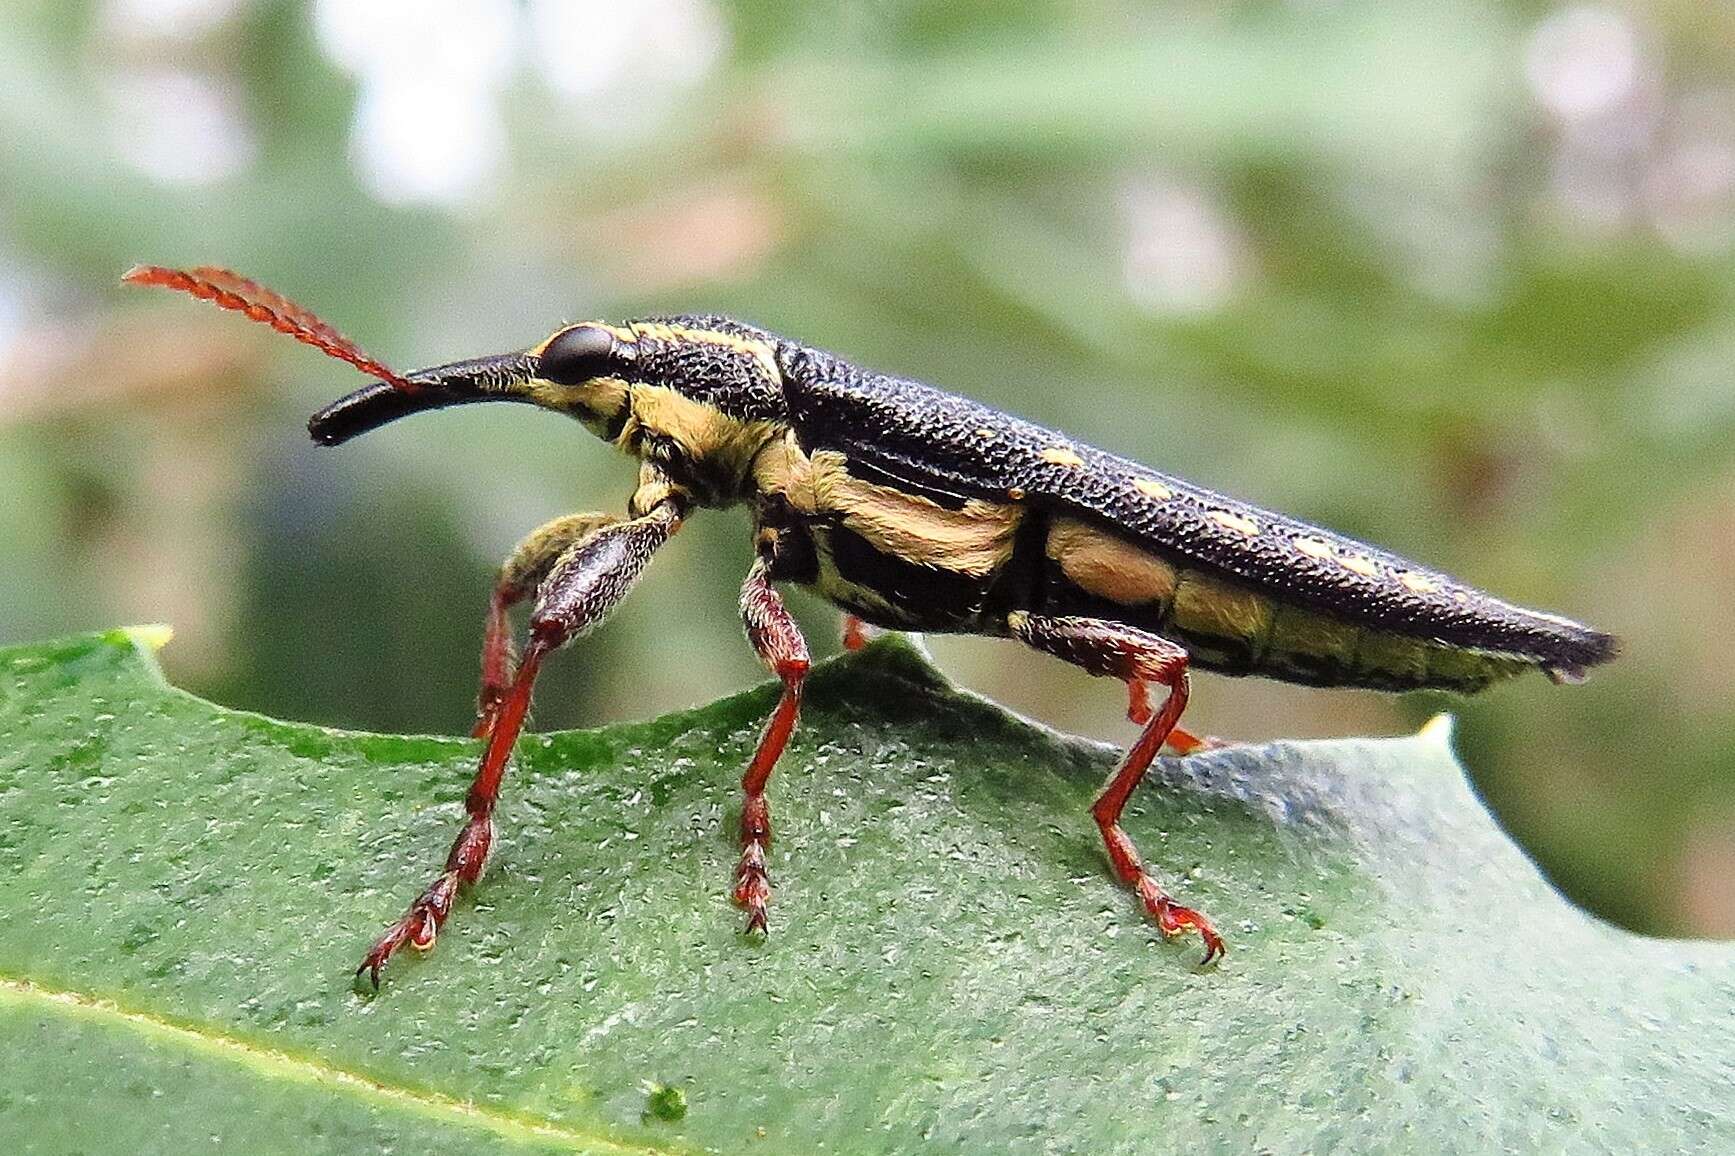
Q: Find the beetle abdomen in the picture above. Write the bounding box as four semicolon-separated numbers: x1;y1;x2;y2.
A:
779;358;1615;686
1040;515;1551;692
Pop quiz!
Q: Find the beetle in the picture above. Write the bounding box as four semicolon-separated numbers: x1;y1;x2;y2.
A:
125;265;1617;986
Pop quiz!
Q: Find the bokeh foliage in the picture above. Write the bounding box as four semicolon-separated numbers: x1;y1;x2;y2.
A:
1;0;1732;935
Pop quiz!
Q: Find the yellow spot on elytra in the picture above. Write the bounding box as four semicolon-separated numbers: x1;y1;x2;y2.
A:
1007;486;1027;501
975;427;996;439
1210;510;1260;536
1399;571;1440;594
1040;446;1085;468
1340;554;1379;577
1293;537;1334;560
1133;478;1174;501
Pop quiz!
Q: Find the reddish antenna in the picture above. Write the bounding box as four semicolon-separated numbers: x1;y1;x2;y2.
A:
122;264;415;391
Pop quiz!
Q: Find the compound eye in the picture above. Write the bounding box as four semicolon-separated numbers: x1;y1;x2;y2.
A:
537;324;617;385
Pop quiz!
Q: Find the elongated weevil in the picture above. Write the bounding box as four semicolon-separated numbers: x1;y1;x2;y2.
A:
126;264;1617;984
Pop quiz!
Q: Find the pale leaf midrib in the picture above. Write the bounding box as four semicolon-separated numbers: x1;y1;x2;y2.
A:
0;976;675;1156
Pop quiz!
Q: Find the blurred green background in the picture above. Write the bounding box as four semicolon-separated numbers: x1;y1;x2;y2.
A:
1;0;1730;937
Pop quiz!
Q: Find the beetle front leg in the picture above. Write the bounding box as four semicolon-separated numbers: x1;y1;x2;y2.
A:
1009;612;1224;965
474;512;620;739
357;503;681;990
735;556;810;935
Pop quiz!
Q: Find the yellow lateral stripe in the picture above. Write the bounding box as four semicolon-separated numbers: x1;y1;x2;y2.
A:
1045;518;1177;606
629;383;776;466
756;437;1021;576
0;976;657;1155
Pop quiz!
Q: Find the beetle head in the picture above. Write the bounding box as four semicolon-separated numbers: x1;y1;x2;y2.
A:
308;318;786;459
307;323;638;446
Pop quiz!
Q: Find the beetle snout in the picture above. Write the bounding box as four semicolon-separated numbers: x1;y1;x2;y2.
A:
307;380;459;446
308;352;539;446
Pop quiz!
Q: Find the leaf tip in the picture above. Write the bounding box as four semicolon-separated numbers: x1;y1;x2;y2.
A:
1416;712;1456;747
122;624;175;653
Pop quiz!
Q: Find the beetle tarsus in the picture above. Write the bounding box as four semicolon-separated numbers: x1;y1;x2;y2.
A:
1140;878;1226;965
736;835;771;937
734;796;772;936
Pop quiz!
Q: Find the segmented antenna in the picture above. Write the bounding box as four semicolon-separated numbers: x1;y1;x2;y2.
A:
122;264;414;391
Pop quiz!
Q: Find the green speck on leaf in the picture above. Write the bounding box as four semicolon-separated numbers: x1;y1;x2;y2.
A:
642;1081;687;1123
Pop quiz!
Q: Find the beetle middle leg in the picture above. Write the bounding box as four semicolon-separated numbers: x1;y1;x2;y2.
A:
734;556;810;935
356;502;681;989
1008;611;1225;965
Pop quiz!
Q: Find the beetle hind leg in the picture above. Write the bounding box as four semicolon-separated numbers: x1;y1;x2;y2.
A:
1010;612;1225;965
1124;678;1220;755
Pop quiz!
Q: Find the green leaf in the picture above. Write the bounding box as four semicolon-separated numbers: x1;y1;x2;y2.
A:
1;627;1730;1153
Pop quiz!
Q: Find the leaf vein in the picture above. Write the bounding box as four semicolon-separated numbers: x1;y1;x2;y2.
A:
0;976;670;1155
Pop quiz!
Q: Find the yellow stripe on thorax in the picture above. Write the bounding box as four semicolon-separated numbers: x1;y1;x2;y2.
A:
605;322;782;384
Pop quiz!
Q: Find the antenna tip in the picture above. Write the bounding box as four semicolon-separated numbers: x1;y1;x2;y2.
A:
121;264;172;287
